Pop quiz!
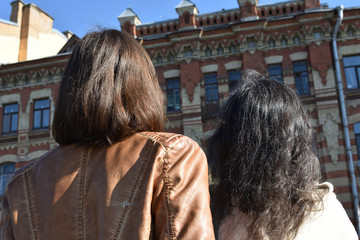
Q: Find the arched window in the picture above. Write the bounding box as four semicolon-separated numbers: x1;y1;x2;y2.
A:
168;53;175;63
348;28;355;37
293;36;300;45
269;39;275;48
229;44;236;53
13;77;18;87
25;74;30;85
36;73;42;83
0;163;15;195
217;46;224;55
281;37;287;46
206;48;212;57
48;72;54;81
157;56;163;64
184;13;190;24
247;38;256;49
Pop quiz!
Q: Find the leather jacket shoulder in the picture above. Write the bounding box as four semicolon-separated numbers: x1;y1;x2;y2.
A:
0;132;215;240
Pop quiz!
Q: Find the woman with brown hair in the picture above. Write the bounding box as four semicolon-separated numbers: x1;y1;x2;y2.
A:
0;29;215;240
207;70;357;240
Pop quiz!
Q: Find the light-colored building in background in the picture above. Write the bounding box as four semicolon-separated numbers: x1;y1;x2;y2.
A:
0;0;70;64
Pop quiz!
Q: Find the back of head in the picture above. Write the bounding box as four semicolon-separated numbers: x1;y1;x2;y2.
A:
208;70;322;239
53;29;165;145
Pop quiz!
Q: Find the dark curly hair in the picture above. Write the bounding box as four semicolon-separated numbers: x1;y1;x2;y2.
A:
207;70;325;240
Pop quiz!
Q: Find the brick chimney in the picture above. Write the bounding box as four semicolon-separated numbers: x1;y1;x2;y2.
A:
304;0;320;10
10;0;25;24
238;0;259;21
117;8;141;37
175;0;198;30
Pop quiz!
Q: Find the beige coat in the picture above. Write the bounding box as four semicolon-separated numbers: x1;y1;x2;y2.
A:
218;182;358;240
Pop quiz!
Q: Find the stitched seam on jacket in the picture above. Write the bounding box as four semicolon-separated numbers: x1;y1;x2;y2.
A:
78;147;89;240
7;158;41;188
113;142;155;240
137;132;183;150
24;171;40;240
162;148;177;240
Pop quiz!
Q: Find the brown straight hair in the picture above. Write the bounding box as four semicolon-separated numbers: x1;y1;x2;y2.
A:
53;29;165;145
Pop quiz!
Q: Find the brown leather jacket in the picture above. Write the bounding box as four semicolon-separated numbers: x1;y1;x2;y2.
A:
0;132;215;240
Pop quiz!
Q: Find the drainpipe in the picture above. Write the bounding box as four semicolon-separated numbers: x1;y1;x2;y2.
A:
332;5;360;235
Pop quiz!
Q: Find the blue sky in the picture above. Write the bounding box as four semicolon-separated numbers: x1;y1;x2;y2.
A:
0;0;359;38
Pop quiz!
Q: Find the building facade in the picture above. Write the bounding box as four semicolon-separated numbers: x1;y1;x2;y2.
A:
1;0;360;225
0;0;71;64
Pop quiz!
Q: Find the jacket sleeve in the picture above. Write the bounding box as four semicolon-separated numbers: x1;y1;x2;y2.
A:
152;136;215;240
0;188;15;240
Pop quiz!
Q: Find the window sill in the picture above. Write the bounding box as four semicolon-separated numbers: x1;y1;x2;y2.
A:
29;129;50;140
0;134;18;144
166;110;182;115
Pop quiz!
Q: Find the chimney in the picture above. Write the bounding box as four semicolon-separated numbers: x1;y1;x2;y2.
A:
304;0;321;10
10;0;25;24
175;0;198;30
238;0;259;21
117;8;141;37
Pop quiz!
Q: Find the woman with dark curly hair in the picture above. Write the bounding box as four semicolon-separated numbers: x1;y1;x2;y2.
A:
207;70;357;240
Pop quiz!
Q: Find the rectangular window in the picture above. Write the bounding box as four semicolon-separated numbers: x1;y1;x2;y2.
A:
293;61;310;95
228;70;241;92
343;55;360;89
354;123;360;160
0;163;15;195
2;103;18;134
268;64;283;83
166;78;181;112
204;73;219;102
33;99;50;129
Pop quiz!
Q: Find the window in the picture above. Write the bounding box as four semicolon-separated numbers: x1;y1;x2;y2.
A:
313;31;322;40
247;39;256;49
281;37;287;46
268;64;283;83
168;54;175;63
184;47;193;57
268;39;275;48
166;79;181;112
184;13;190;24
355;123;360;160
347;29;355;37
33;99;50;129
13;77;18;87
204;73;218;102
25;74;30;85
0;163;15;195
36;73;42;83
293;36;300;45
48;72;54;81
206;48;212;57
344;55;360;89
2;103;18;134
157;56;163;64
228;70;241;92
217;46;224;55
229;45;236;53
293;61;310;95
